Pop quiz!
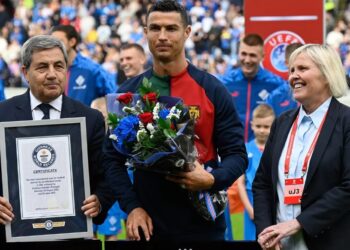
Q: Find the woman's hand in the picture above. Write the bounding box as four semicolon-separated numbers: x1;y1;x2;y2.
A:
258;219;301;249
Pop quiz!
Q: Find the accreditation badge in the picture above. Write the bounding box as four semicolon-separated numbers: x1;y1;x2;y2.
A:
284;178;304;205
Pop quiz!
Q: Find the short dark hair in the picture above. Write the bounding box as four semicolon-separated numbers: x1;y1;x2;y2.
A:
285;43;303;61
146;0;189;27
242;33;264;47
120;43;145;56
49;25;81;50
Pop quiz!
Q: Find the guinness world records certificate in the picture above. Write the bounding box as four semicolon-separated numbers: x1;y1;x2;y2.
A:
0;118;92;242
17;136;75;220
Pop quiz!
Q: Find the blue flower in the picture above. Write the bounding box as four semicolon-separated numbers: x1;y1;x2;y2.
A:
159;109;170;120
113;115;139;150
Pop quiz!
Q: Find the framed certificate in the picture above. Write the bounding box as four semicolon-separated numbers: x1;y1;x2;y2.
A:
0;118;92;242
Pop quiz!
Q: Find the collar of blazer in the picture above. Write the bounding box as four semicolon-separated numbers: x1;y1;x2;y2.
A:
271;97;339;192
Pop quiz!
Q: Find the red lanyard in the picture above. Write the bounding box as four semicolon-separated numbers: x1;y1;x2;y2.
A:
284;111;328;178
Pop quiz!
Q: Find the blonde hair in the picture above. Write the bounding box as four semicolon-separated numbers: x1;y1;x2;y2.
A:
252;104;275;120
91;97;107;119
289;44;348;98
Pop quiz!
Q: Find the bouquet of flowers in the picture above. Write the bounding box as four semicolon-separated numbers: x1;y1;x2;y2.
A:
107;78;196;174
107;78;226;221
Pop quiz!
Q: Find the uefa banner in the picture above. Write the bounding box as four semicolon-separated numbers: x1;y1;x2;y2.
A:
245;0;324;79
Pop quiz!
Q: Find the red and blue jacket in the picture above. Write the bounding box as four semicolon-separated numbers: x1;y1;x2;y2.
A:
103;63;247;239
220;66;285;142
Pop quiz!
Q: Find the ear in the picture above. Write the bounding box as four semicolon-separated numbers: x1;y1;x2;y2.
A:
21;65;28;81
69;37;77;49
143;26;148;36
140;56;146;66
184;25;191;39
250;120;255;129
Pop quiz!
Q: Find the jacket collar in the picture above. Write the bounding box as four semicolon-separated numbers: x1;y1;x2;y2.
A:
271;97;339;191
15;89;76;119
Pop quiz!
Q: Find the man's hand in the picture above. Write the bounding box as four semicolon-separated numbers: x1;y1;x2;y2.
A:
166;161;214;191
81;194;101;218
0;196;14;224
126;207;153;241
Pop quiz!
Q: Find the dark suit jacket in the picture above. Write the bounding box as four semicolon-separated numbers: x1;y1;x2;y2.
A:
253;98;350;250
0;90;114;242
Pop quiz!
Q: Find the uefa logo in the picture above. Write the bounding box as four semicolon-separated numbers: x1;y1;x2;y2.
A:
32;144;56;168
263;31;305;79
44;220;54;230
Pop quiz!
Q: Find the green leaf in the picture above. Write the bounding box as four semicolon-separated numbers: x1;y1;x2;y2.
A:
107;113;119;129
158;118;171;129
163;128;176;138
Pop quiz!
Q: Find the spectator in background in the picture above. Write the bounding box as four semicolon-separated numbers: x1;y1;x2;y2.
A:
220;33;285;142
266;43;302;117
0;55;8;99
0;0;14;29
237;104;275;240
119;43;147;82
50;24;116;106
326;19;347;52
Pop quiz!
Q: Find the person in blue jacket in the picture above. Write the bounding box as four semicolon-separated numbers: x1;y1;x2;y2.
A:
265;43;303;116
50;25;116;106
220;33;285;142
0;56;7;101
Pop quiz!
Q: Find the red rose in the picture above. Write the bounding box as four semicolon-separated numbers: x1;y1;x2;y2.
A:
139;112;153;124
117;92;133;105
143;92;157;104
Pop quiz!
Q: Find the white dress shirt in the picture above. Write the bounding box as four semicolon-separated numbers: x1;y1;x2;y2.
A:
30;91;62;120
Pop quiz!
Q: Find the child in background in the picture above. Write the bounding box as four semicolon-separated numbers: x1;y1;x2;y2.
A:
237;104;275;240
91;97;124;241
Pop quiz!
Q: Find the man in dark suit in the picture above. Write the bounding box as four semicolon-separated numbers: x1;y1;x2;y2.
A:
0;35;113;242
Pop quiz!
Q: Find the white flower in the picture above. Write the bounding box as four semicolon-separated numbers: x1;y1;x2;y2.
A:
109;134;118;141
136;129;147;142
146;123;156;134
166;106;182;120
135;100;143;113
123;106;139;115
152;102;160;120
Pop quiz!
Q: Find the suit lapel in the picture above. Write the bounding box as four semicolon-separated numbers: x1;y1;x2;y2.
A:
15;90;33;120
271;108;299;189
304;98;338;190
60;95;77;118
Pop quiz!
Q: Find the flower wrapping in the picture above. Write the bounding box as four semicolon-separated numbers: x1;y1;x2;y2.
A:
106;79;227;221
